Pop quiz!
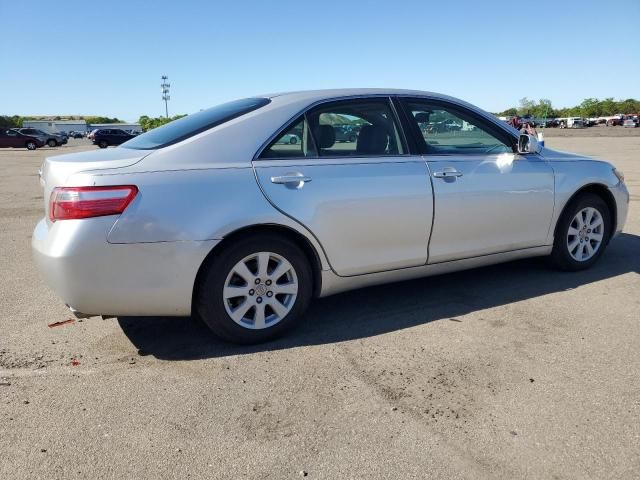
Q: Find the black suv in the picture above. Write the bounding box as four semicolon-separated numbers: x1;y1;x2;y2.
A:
92;129;136;148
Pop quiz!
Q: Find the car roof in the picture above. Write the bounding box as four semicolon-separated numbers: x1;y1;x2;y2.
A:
264;88;462;104
261;88;498;126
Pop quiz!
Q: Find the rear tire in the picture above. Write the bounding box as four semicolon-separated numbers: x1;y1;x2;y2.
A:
98;140;108;149
195;235;313;344
47;139;57;147
550;193;611;271
26;141;37;150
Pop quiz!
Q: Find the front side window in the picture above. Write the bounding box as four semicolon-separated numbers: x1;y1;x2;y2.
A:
123;97;271;150
404;100;512;155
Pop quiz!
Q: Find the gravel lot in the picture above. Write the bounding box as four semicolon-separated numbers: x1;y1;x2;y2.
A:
1;132;639;479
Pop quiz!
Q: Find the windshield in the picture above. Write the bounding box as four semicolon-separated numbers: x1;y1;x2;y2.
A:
122;97;271;150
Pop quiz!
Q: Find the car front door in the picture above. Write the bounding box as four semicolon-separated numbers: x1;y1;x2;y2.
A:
400;98;555;264
5;129;22;148
253;98;433;276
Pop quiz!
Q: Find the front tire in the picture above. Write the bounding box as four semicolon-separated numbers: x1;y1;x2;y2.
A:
551;193;611;271
26;141;37;150
47;139;57;147
98;140;108;149
195;235;313;344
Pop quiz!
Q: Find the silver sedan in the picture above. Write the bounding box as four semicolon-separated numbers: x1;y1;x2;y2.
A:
32;89;629;343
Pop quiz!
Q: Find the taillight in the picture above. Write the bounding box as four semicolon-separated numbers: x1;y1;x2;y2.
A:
49;185;138;222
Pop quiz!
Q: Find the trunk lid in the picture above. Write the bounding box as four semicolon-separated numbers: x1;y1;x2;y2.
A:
40;147;152;220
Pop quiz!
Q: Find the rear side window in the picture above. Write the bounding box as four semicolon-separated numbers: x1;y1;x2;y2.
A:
260;116;317;159
122;97;271;150
309;100;404;157
259;98;405;159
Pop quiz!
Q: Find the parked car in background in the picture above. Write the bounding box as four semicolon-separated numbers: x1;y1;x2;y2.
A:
334;125;358;143
91;128;136;148
0;128;45;150
275;133;299;145
69;131;85;139
558;117;584;129
606;117;623;126
623;117;638;128
17;128;67;147
32;89;629;344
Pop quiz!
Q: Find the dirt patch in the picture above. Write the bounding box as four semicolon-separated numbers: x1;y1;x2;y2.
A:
0;350;54;370
0;207;43;219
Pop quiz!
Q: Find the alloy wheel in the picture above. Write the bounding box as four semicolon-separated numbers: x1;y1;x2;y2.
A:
223;252;298;329
567;207;604;261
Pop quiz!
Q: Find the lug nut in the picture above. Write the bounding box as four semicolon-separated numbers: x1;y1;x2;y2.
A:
249;289;255;296
266;291;273;297
266;280;272;286
256;297;262;304
255;278;261;284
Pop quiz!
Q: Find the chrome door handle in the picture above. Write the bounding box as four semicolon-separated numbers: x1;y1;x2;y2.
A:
433;169;463;178
270;174;312;185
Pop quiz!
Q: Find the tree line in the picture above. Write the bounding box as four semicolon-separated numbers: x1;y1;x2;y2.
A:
0;114;186;131
496;97;640;119
137;115;187;131
0;115;124;128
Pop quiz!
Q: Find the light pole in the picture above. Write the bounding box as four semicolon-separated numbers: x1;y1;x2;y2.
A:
161;75;170;118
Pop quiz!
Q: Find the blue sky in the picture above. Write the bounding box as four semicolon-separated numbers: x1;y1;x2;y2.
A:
2;0;638;121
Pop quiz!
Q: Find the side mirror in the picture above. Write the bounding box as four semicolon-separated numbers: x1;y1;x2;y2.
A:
517;133;541;154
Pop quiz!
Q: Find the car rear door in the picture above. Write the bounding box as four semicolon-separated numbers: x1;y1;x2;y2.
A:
253;97;433;277
399;98;555;264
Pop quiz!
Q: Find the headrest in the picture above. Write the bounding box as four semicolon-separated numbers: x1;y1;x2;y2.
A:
356;125;388;155
414;112;430;123
315;125;335;149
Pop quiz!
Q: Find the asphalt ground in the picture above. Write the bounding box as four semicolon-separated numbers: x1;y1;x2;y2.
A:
1;130;638;479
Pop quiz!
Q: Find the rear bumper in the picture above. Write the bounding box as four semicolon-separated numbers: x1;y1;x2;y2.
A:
32;217;219;317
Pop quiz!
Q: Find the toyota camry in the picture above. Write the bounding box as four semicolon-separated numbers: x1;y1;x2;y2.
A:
32;89;629;343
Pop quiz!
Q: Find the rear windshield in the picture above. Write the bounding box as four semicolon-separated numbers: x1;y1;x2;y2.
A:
122;97;271;150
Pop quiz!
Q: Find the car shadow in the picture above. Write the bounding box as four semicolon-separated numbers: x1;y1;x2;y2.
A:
118;233;640;360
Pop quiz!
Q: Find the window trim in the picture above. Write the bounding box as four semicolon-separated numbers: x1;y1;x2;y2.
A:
396;97;517;156
254;95;410;161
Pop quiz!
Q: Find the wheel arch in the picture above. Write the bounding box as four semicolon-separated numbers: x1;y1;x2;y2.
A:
554;183;617;242
191;223;324;312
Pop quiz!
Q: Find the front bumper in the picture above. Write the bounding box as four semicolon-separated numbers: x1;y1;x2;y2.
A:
611;181;630;237
32;217;219;317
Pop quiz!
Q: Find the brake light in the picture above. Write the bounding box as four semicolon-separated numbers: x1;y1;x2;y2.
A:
49;185;138;222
